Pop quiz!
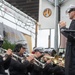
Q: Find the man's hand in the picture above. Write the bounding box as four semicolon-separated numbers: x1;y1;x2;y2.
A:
6;49;12;56
26;55;34;62
59;21;66;27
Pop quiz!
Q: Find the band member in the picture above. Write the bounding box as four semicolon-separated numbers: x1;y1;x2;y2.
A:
9;43;34;75
30;47;44;75
43;50;54;75
0;49;12;75
43;50;52;63
43;50;65;75
0;35;12;75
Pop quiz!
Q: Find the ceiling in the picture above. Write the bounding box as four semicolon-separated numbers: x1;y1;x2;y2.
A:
5;0;39;21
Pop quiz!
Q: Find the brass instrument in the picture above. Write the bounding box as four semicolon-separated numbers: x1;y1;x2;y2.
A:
23;53;46;68
33;58;45;68
43;55;65;67
52;57;65;67
0;48;24;60
0;48;46;68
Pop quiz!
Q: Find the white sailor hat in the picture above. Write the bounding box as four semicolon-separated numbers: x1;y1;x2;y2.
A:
33;47;44;53
66;4;75;13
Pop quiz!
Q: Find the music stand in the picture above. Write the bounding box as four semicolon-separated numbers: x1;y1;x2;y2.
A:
61;29;75;39
61;29;75;33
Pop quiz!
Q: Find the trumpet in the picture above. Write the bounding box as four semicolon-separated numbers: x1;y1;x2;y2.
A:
23;53;46;68
33;58;45;68
0;48;23;60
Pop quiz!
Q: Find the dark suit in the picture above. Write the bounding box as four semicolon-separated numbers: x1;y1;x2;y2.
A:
43;63;65;75
0;55;11;75
30;57;43;75
9;54;30;75
43;63;53;75
61;20;75;75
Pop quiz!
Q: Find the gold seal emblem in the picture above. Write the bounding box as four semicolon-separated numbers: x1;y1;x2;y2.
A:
43;8;52;18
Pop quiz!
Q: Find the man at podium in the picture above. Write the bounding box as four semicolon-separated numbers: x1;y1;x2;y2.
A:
59;5;75;75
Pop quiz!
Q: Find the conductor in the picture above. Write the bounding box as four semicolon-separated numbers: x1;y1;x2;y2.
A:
59;5;75;75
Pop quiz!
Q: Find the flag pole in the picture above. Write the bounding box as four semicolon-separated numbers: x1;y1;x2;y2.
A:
54;0;59;52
